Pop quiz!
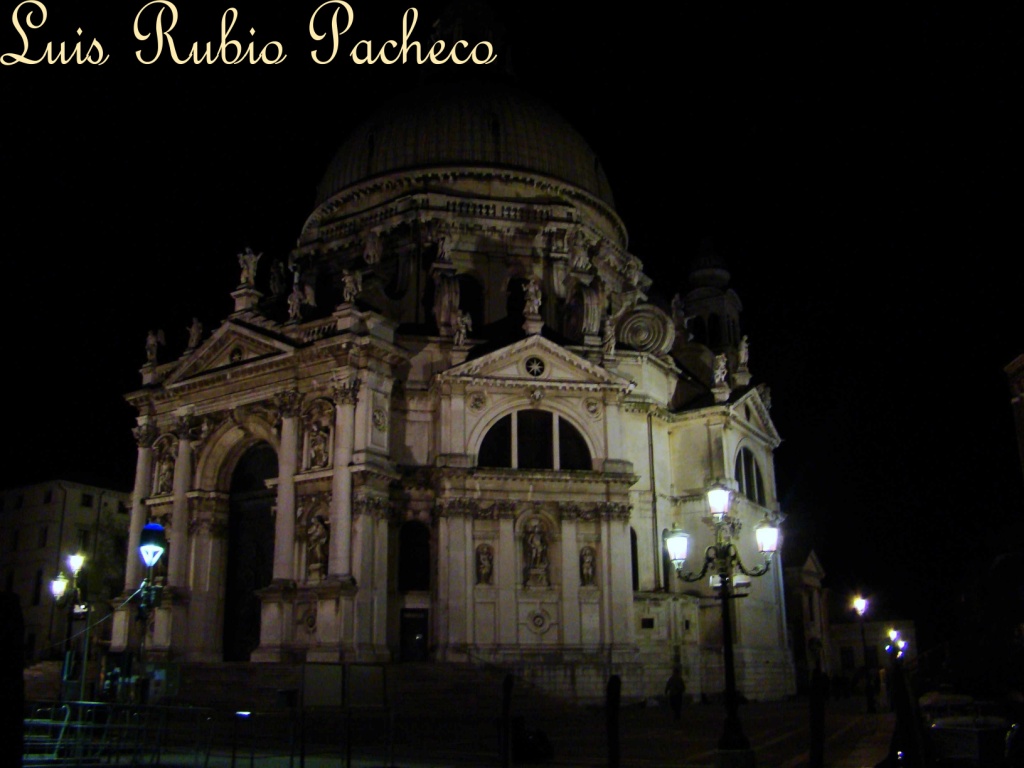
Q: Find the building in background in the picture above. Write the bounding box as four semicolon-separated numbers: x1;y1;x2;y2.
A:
784;547;831;693
0;480;130;663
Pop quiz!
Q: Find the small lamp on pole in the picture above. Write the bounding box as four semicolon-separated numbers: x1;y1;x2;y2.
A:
50;552;88;701
852;595;876;714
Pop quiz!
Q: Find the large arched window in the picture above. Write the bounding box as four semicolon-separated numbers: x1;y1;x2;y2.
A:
734;447;766;506
478;409;591;470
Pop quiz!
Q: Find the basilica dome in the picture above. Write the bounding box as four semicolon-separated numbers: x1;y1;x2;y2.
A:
315;80;616;210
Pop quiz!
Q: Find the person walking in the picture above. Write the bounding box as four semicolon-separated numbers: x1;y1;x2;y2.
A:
665;667;686;720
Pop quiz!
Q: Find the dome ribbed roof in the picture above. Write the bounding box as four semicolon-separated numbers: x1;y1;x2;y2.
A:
316;82;615;209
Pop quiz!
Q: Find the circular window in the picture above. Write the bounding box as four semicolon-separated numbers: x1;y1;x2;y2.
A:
525;357;545;377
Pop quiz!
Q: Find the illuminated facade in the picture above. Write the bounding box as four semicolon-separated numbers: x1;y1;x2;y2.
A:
111;81;794;700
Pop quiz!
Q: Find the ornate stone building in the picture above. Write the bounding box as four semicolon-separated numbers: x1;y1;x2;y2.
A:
111;80;795;700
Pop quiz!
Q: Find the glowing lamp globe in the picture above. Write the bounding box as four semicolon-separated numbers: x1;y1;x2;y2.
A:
139;522;167;568
706;485;731;518
755;515;780;555
67;553;85;576
664;526;690;568
50;573;69;600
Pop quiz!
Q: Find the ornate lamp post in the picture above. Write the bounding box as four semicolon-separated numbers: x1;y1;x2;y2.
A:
665;484;780;767
51;553;88;701
852;595;876;713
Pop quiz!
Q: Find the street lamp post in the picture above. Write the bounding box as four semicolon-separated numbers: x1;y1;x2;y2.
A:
134;523;167;703
50;553;88;702
665;484;780;768
852;596;876;714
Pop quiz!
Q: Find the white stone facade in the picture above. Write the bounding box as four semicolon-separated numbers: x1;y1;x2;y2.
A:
111;83;795;701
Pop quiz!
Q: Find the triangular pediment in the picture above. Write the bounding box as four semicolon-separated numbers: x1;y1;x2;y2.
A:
733;386;782;446
440;335;632;392
164;320;297;385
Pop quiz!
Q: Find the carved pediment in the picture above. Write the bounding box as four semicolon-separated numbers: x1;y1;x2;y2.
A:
439;335;632;393
164;321;298;385
732;387;781;447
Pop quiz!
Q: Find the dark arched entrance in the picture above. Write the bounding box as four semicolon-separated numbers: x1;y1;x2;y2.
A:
223;443;277;662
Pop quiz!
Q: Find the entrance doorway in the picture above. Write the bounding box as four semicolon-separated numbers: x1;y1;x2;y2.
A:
223;443;277;662
399;609;429;662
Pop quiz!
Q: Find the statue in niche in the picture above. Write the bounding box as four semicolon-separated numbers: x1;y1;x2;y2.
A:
738;335;750;367
306;513;329;579
308;425;330;469
453;310;472;347
363;231;383;264
269;260;287;297
524;278;542;317
476;544;494;585
580;546;596;586
237;247;262;287
186;318;203;350
342;268;362;303
713;353;728;386
154;451;173;495
524;518;548;568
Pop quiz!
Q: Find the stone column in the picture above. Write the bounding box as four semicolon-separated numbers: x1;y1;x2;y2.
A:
329;378;359;580
125;423;156;590
166;419;193;588
273;391;301;582
560;514;580;646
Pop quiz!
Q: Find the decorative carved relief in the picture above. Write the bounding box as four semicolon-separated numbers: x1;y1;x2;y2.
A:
468;393;487;412
618;306;675;355
372;408;388;432
353;496;391;519
133;423;158;449
331;376;360;406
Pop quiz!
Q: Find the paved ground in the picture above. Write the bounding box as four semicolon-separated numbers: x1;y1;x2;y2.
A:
177;696;894;768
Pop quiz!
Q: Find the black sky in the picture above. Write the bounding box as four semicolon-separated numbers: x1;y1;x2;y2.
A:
2;2;1021;642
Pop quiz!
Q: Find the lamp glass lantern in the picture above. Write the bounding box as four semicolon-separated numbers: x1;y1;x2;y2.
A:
67;553;85;577
664;526;690;569
50;572;69;600
754;515;780;555
706;485;731;519
139;523;167;569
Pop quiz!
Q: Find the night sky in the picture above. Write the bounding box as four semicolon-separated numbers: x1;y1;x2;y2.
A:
2;2;1021;644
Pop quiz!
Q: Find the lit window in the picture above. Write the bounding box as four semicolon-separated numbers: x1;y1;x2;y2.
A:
734;447;766;506
478;410;591;470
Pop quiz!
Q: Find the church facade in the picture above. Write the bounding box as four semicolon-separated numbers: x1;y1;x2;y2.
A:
111;82;795;701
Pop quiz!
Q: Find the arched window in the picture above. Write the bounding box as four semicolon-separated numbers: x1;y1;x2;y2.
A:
478;410;592;470
734;447;766;506
398;521;430;592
